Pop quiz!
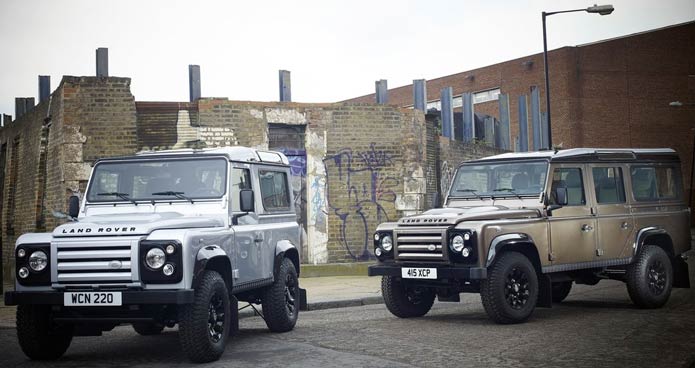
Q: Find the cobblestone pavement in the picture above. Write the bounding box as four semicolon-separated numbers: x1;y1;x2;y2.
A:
1;280;694;367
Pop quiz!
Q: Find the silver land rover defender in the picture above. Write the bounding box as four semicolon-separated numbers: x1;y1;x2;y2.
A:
4;147;302;362
369;148;691;324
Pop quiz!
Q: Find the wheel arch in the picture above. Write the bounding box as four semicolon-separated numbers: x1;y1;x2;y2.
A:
635;227;674;258
274;239;300;279
192;246;233;293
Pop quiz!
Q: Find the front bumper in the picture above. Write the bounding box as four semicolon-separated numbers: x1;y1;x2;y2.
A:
4;289;194;306
368;264;487;280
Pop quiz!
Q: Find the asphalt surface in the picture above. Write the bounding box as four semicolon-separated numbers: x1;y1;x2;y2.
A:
1;280;694;368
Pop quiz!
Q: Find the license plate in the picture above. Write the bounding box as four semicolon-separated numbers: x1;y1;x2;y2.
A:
401;267;437;279
64;292;122;306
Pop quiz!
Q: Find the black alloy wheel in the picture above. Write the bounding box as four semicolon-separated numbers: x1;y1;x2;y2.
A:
208;293;226;343
505;266;531;310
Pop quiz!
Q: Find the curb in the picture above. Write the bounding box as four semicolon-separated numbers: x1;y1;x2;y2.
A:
299;262;373;278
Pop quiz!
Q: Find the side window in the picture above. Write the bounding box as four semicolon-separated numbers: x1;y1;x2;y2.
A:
631;166;682;201
259;170;290;211
231;168;252;212
550;167;586;206
592;167;626;204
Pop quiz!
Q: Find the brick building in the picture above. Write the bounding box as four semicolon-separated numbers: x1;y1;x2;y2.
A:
347;21;695;203
0;75;499;284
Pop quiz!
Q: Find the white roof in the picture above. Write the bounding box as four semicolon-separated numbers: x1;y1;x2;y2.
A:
473;148;676;162
124;146;289;165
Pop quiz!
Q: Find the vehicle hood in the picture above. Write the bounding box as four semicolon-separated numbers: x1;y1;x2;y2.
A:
398;206;541;226
53;212;224;237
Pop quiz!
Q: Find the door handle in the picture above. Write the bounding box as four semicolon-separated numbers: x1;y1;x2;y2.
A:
620;222;630;230
254;235;264;243
581;224;593;232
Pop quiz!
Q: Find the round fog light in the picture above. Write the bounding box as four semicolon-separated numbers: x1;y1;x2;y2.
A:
18;267;29;279
451;235;464;252
461;247;471;258
29;250;48;271
165;244;176;254
146;248;166;269
375;248;382;257
17;249;26;258
162;263;175;276
374;233;380;241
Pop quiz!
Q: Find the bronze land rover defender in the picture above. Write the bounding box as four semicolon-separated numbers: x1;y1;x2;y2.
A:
368;148;692;324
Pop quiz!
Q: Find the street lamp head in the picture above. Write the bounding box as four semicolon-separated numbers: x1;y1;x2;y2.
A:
587;4;614;15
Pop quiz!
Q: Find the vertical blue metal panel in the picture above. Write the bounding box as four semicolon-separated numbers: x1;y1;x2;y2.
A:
440;87;453;139
413;79;427;111
375;79;388;104
24;98;35;113
530;86;541;151
96;48;108;77
518;95;529;152
541;111;549;149
189;65;201;102
462;92;474;143
497;93;511;150
279;70;291;102
38;76;50;103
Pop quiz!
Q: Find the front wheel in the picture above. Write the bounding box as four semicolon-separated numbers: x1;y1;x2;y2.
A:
178;270;231;363
381;276;435;318
16;305;73;360
626;245;673;308
481;252;539;324
262;257;300;332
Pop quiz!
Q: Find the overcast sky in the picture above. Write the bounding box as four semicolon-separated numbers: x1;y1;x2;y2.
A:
1;0;693;117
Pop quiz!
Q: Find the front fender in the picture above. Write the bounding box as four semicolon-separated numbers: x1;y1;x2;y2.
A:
486;233;534;268
274;240;300;278
192;245;231;290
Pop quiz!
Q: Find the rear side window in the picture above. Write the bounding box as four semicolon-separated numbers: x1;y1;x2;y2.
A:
259;170;290;211
592;167;626;204
630;166;682;201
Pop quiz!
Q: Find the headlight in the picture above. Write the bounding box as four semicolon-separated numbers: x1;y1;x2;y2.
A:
146;248;166;269
28;251;48;271
451;235;464;252
381;235;393;252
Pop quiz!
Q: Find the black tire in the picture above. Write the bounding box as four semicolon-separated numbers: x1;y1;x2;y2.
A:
481;251;539;324
262;257;299;332
178;270;231;363
381;276;435;318
16;305;73;360
133;322;164;336
551;281;573;303
626;245;673;308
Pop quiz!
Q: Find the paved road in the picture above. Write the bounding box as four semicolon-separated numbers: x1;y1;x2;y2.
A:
1;280;694;368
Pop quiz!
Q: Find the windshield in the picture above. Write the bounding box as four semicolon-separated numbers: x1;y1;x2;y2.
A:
449;160;548;198
86;158;228;203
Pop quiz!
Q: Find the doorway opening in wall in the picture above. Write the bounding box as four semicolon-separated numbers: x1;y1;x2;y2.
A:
268;124;307;262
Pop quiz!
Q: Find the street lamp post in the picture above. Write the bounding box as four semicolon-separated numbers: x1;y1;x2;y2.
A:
542;4;614;149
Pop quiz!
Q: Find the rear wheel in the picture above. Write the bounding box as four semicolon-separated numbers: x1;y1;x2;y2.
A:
262;257;300;332
481;252;538;324
178;270;231;363
381;276;435;318
16;305;73;360
626;245;673;308
551;281;573;303
133;322;164;336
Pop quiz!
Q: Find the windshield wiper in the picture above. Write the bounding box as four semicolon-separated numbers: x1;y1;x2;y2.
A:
493;188;522;200
454;188;484;200
97;192;138;205
151;191;194;204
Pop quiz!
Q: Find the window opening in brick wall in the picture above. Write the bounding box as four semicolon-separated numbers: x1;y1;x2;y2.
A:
268;124;305;150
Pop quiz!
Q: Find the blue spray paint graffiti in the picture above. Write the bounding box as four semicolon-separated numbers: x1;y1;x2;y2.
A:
324;143;398;261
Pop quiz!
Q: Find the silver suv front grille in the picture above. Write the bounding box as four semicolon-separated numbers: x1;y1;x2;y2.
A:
394;227;448;262
52;238;139;285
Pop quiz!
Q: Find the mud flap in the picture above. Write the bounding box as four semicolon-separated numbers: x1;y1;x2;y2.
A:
299;287;308;311
229;294;239;337
673;257;691;289
537;273;553;308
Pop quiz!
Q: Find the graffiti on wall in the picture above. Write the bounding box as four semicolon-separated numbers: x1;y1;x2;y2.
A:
324;143;399;261
440;160;455;197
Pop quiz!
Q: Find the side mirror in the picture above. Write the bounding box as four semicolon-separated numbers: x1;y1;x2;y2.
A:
68;195;80;218
239;189;254;213
555;187;568;206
